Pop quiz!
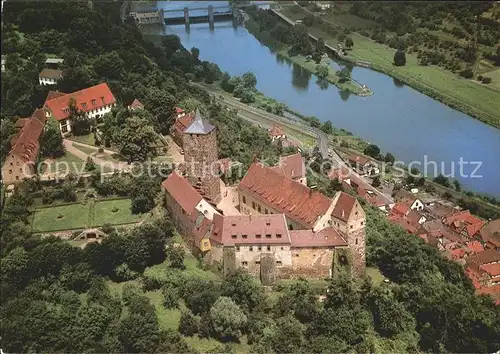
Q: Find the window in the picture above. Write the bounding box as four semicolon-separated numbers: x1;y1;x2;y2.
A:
241;261;248;267
231;223;236;227
265;209;268;214
258;246;262;251
265;234;271;239
81;103;87;109
91;99;96;105
266;221;270;226
236;246;240;251
276;234;282;239
10;162;12;166
231;234;237;239
276;261;282;266
242;234;247;239
257;205;261;213
15;176;19;180
249;246;253;251
255;261;260;265
266;246;271;251
256;234;261;239
355;238;358;245
280;247;284;251
350;225;353;229
361;221;364;226
252;202;256;209
8;170;12;174
242;196;246;204
101;96;105;104
19;168;22;173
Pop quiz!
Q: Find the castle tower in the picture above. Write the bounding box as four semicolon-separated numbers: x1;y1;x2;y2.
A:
331;192;366;277
182;109;221;203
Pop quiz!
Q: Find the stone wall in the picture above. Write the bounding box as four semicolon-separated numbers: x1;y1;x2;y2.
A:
287;247;334;279
164;191;197;249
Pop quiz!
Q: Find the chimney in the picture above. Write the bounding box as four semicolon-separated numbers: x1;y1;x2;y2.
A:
310;185;317;196
249;213;252;222
342;210;345;218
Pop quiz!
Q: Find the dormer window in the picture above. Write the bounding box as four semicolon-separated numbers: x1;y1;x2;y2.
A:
231;234;237;239
266;221;271;226
256;234;261;239
265;234;272;239
242;234;248;239
91;99;96;105
81;103;87;109
101;96;105;104
276;234;282;239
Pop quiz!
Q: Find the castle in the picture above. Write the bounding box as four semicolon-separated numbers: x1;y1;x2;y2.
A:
162;109;366;282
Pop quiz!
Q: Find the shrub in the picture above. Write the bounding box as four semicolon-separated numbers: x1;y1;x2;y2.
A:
393;50;406;66
482;77;492;84
477;75;483;81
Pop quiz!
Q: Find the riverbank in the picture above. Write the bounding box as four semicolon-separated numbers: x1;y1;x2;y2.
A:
244;15;373;96
279;5;500;129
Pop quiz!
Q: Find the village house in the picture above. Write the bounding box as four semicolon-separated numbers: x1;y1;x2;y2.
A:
38;68;63;86
442;210;485;240
1;109;47;185
480;219;500;250
465;249;500;304
43;83;116;136
268;125;286;142
127;98;144;111
170;108;195;147
394;190;425;211
347;154;379;176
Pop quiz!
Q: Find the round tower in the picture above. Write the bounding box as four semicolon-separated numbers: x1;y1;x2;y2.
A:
182;109;221;204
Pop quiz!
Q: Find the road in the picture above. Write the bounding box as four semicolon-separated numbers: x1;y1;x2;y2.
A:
217;95;394;205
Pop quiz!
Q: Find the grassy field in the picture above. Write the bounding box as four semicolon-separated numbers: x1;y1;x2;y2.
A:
68;134;96;146
280;6;500;128
43;151;87;174
31;198;143;232
92;199;144;227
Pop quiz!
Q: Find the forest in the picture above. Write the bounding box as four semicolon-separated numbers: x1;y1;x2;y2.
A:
1;1;499;353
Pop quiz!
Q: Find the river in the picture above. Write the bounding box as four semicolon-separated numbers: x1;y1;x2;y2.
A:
140;1;500;197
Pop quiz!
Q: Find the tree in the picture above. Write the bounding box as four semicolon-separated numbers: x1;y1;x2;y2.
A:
117;117;157;163
364;144;381;159
433;174;450;188
315;64;329;79
241;72;257;89
240;89;255;103
68;98;92;136
161;285;179;309
39;121;65;158
345;37;354;49
178;311;200;336
394;50;406;66
210;296;247;340
191;47;200;62
222;269;265;314
93;51;124;79
337;67;351;82
85;156;96;172
384;152;395;164
315;37;326;55
453;179;461;191
168;246;185;270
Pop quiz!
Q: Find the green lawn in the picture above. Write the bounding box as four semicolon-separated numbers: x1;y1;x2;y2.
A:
44;151;87;174
280;6;500;128
92;199;144;227
73;144;98;156
68;134;96;146
31;203;90;232
31;198;143;232
366;266;385;285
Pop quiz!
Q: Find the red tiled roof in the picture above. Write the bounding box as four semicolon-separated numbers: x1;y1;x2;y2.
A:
128;98;144;110
14;118;28;129
468;249;500;266
331;192;356;223
173;112;195;135
477;284;500;300
422;219;460;243
175;107;185;114
389;215;418;234
45;90;67;101
328;166;351;182
480;219;500;248
466;241;484;254
211;213;290;246
7;109;47;163
449;247;466;260
239;163;332;228
270;153;305;181
44;83;116;121
289;228;347;248
443;210;485;237
39;68;63;79
269;125;285;137
406;210;424;225
161;171;202;215
392;202;410;216
348;154;371;166
480;263;500;277
193;216;212;244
